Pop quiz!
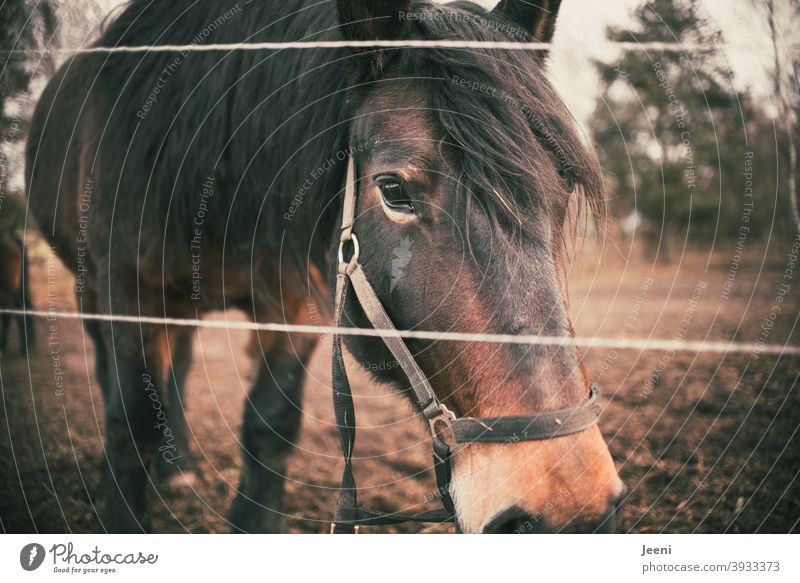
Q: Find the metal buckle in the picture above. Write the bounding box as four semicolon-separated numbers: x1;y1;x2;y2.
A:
337;232;360;268
427;403;457;437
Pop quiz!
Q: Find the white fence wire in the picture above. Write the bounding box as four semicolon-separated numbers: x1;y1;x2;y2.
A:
2;37;797;358
5;40;799;55
0;308;797;357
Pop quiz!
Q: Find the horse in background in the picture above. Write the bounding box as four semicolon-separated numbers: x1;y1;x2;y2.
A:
0;230;34;355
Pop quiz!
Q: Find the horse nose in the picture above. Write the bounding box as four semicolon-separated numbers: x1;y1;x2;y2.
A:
482;506;551;534
482;487;627;533
563;486;627;533
566;486;627;533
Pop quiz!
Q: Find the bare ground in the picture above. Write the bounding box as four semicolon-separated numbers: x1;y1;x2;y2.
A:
1;240;798;533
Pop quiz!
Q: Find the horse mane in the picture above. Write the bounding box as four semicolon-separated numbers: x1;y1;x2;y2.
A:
79;0;603;289
388;1;606;250
85;0;350;282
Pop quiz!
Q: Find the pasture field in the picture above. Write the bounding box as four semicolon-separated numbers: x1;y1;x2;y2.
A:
1;240;798;533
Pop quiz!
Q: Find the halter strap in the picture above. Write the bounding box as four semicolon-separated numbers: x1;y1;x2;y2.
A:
451;388;601;443
330;157;602;533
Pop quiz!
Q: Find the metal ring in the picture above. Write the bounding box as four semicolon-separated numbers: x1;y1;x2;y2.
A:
427;403;457;440
338;233;360;266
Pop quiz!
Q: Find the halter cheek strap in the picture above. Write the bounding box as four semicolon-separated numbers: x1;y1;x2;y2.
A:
330;157;602;533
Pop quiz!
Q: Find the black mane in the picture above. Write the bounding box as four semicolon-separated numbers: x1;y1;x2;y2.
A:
397;1;605;243
84;0;351;277
80;0;601;279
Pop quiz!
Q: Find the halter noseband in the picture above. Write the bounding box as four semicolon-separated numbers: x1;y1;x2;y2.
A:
330;157;602;533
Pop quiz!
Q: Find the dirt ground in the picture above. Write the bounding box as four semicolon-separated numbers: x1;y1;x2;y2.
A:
1;238;798;534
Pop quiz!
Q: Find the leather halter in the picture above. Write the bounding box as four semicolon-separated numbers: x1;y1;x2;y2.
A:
330;158;602;533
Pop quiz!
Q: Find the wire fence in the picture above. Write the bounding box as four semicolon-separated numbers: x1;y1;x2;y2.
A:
2;37;798;358
0;308;797;357
3;40;800;55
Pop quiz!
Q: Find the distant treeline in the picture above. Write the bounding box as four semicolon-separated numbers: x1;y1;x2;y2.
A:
591;0;799;254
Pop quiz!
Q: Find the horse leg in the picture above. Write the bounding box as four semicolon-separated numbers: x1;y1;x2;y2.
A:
229;332;317;533
156;326;195;486
19;245;35;352
0;313;9;355
94;281;169;532
77;286;110;399
16;313;30;354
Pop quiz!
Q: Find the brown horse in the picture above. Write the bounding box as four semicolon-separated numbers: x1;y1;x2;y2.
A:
0;232;34;355
26;0;624;532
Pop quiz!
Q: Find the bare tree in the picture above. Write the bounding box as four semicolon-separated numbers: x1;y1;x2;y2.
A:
0;1;56;127
757;0;800;233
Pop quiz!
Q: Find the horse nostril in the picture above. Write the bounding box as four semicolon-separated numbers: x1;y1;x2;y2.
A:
483;506;548;534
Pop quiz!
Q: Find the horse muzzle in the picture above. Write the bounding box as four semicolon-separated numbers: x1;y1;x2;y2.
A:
449;426;626;534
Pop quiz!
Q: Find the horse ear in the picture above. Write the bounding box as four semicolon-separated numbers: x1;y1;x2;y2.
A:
492;0;562;43
336;0;413;42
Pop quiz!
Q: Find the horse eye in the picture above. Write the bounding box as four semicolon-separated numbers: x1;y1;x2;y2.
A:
376;178;415;213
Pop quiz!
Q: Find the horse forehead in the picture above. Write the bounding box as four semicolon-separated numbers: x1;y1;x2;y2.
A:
353;84;438;143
